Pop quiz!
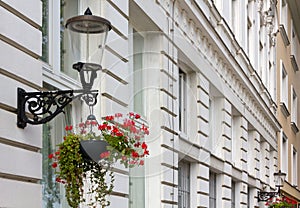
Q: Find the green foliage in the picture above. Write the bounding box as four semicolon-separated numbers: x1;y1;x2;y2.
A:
53;134;114;208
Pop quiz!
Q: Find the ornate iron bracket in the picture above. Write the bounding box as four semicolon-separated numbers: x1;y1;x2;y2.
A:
257;191;279;202
17;88;98;128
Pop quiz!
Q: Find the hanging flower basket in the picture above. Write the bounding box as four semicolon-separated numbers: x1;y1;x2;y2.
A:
49;112;150;208
265;196;298;208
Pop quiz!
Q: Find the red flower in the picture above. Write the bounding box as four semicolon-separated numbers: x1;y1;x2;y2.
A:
129;112;135;117
135;114;141;119
105;115;114;121
139;160;144;165
48;153;54;159
116;132;123;137
52;162;58;168
144;150;149;155
131;151;139;158
65;125;73;131
141;142;147;149
55;151;60;155
134;142;141;147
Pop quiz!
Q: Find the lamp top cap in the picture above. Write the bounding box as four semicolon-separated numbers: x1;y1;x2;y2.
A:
65;8;112;34
274;170;287;177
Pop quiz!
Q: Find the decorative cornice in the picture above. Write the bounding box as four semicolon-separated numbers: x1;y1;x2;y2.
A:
157;0;279;141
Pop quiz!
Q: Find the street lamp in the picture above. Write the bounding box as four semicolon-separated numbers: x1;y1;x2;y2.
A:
17;8;111;128
257;170;287;202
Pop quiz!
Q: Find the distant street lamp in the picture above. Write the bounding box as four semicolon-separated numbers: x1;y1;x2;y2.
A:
257;170;286;202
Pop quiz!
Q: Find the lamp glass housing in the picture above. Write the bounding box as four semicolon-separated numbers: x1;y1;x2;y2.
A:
274;170;286;187
66;11;111;71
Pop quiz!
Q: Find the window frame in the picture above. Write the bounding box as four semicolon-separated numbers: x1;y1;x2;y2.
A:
280;60;289;117
281;131;288;177
178;161;191;208
292;145;298;186
209;172;217;208
179;69;187;135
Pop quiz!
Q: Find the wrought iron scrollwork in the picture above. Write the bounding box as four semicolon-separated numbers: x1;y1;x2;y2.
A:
257;191;278;202
17;88;98;128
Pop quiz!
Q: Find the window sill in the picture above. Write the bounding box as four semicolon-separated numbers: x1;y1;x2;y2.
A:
280;102;290;118
279;24;290;46
291;122;299;134
290;55;299;72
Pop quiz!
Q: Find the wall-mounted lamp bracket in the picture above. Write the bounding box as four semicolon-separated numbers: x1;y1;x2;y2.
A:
17;88;98;128
257;191;278;202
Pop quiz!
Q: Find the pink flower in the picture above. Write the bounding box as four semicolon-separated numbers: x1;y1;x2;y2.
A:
115;113;123;118
100;151;110;159
78;122;85;128
139;160;144;166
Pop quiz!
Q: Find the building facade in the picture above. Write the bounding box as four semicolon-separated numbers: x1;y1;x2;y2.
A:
1;0;298;208
275;0;300;203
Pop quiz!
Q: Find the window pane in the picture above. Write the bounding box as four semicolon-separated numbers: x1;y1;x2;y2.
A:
61;0;79;79
42;86;72;207
178;161;190;208
133;30;144;115
179;70;187;133
209;172;216;208
41;0;49;63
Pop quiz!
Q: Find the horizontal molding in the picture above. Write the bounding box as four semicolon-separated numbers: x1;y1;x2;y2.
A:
105;45;128;63
160;88;177;99
160;106;177;117
0;102;16;114
0;1;40;30
0;137;40;152
160;69;177;81
161;181;177;188
161;200;177;205
102;69;128;85
101;92;128;107
0;34;39;59
0;171;40;184
161;126;178;135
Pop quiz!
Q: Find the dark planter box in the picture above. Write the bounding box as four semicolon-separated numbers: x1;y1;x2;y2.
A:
80;140;108;164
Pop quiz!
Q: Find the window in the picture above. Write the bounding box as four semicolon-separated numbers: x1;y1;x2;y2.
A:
279;0;290;46
280;60;289;116
178;161;190;208
179;69;187;134
42;85;73;207
42;0;49;63
231;181;236;208
133;30;145;116
291;87;298;126
280;0;288;28
41;0;79;79
209;172;217;208
292;146;297;186
231;0;238;35
281;132;288;176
